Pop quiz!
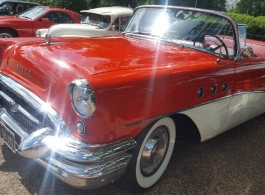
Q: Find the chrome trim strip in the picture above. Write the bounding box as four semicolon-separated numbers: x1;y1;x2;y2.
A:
0;74;68;134
232;90;265;96
124;90;265;128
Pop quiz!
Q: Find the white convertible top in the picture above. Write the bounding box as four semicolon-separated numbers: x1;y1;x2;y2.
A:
81;6;133;16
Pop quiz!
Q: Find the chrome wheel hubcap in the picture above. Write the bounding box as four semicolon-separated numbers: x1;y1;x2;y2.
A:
0;33;12;38
140;126;169;175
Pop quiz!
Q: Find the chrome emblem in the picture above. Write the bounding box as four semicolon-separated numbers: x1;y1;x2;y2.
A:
9;100;18;112
16;64;30;77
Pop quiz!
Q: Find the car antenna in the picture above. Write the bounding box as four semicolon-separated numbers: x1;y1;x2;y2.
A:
64;2;72;9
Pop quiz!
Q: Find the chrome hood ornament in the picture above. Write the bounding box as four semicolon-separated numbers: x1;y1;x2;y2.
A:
45;33;51;45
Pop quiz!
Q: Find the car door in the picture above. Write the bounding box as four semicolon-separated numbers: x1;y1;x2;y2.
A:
180;21;238;141
221;53;265;132
180;56;235;141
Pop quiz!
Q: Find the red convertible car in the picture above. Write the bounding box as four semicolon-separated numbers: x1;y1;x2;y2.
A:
0;5;82;38
0;5;265;194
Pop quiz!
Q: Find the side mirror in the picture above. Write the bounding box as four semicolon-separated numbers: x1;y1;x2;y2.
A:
42;18;50;25
236;46;253;60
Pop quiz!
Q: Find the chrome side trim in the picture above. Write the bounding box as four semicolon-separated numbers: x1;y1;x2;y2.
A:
232;90;265;96
124;90;265;128
0;74;68;134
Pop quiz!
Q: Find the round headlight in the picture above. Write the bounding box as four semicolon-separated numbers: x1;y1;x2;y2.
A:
68;79;96;118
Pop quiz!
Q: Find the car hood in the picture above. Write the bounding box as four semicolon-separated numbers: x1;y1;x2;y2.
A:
48;23;107;37
1;36;217;99
0;15;28;22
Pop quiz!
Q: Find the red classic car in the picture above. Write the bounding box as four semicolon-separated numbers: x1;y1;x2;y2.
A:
0;5;264;194
0;5;82;38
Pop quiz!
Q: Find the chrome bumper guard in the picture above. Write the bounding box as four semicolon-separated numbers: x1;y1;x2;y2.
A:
1;111;136;189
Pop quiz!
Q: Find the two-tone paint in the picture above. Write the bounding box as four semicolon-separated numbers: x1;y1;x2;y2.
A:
0;5;265;191
1;34;265;144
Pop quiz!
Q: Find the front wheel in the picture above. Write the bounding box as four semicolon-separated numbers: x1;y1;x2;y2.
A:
119;117;176;193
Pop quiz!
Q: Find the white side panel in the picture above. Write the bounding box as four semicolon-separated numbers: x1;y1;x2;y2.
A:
180;98;231;142
221;92;265;133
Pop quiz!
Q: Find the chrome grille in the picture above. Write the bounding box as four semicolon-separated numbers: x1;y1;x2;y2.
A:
0;79;54;136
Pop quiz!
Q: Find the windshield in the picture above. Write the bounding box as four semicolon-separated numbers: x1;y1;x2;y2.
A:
124;7;236;56
81;13;111;28
19;6;47;20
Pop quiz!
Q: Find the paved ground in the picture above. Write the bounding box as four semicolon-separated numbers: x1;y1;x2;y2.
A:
0;114;265;195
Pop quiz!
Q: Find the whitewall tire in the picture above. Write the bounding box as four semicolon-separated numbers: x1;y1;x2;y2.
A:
118;117;176;193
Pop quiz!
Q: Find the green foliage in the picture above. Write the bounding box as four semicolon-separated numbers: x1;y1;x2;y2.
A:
235;0;265;16
31;0;226;11
228;12;265;41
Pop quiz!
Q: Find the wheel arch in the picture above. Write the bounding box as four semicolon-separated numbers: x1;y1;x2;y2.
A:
171;113;201;142
0;28;19;37
136;113;201;142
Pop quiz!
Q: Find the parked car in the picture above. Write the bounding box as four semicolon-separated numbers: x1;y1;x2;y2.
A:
0;0;39;15
0;5;82;38
0;5;265;194
36;6;133;37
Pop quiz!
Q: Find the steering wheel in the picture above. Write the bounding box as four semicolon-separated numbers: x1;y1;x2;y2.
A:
193;33;229;56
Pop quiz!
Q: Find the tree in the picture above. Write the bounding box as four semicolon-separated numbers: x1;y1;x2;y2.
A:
135;0;227;11
235;0;265;16
31;0;227;12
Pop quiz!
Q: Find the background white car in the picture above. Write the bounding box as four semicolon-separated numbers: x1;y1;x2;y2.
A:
36;6;133;37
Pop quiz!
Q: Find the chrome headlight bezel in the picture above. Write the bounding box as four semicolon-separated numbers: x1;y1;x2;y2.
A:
67;79;96;118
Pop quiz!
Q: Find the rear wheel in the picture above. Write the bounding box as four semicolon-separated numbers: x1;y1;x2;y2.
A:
0;29;16;38
119;117;176;193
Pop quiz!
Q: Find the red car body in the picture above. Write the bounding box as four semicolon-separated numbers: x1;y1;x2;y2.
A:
0;6;82;37
0;5;265;193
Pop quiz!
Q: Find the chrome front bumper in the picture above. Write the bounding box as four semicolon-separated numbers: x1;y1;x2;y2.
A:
1;112;136;189
0;73;136;189
33;134;136;189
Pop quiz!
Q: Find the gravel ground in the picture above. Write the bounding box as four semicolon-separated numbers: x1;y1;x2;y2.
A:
1;114;265;195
